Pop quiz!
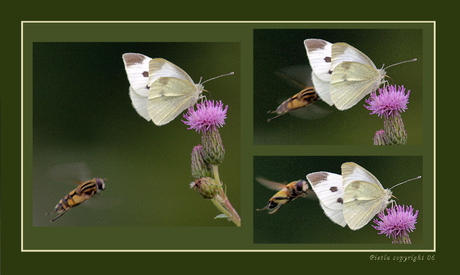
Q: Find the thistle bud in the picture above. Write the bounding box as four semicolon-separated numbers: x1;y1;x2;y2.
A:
384;114;408;145
190;177;220;199
201;129;225;165
373;130;389;145
191;145;213;179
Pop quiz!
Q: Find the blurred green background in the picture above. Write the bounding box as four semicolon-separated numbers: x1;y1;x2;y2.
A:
32;42;241;227
254;156;425;245
22;23;433;251
254;29;424;145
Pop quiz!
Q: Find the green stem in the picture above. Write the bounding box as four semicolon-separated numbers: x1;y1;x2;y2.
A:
211;164;241;227
212;165;221;186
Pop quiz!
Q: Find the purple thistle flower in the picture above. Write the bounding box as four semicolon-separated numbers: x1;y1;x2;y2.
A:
182;100;228;133
372;205;419;244
364;85;410;119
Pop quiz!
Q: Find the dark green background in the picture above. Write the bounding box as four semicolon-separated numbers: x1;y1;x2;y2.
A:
23;22;433;249
254;28;424;145
31;42;241;228
21;21;434;251
3;18;443;274
254;156;426;247
27;40;242;248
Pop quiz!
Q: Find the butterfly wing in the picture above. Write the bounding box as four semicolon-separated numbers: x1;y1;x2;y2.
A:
331;43;377;70
304;39;335;106
341;162;391;230
330;61;383;110
122;53;153;121
122;53;152;97
129;86;151;121
330;43;385;110
342;162;383;189
147;58;202;126
311;73;333;106
343;180;391;230
306;172;346;227
148;58;195;86
148;77;201;126
304;39;333;82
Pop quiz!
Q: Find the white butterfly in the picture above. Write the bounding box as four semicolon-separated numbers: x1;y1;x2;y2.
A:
341;162;395;230
306;171;346;227
304;39;416;111
308;162;420;231
122;53;233;126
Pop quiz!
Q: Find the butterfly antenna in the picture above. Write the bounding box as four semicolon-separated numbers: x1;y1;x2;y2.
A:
202;72;234;84
390;176;421;190
385;58;418;70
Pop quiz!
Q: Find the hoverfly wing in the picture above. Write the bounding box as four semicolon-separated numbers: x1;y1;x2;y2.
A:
256;178;317;214
256;178;289;214
268;65;332;121
288;101;333;120
47;162;92;183
256;177;287;191
256;177;317;198
277;65;313;88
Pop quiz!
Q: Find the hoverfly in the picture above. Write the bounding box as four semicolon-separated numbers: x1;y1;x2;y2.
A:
256;178;310;214
267;86;318;122
46;163;106;222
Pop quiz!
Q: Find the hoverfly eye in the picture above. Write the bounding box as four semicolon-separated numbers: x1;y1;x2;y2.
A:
95;178;106;190
295;180;305;192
